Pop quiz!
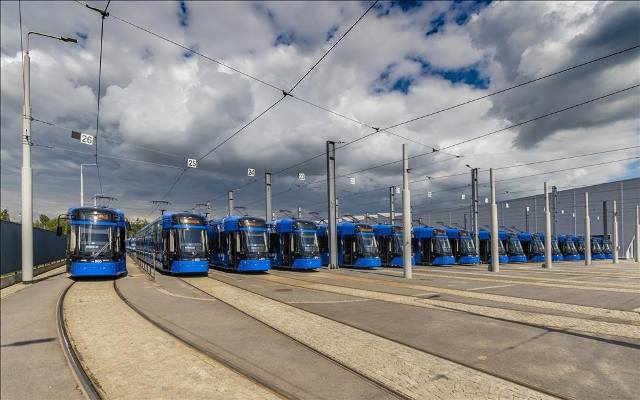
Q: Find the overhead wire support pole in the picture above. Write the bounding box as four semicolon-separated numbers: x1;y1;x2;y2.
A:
326;141;338;270
21;31;77;284
402;144;412;279
83;0;111;195
584;192;592;266
543;182;552;269
228;191;234;216
389;186;395;224
613;200;619;264
265;172;272;224
471;168;479;253
635;205;639;263
489;168;499;272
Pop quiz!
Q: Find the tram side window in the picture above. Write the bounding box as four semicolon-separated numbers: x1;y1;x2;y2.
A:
318;235;328;252
269;232;279;253
168;230;175;253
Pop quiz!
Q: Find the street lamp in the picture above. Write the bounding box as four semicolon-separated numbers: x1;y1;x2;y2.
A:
80;163;97;207
21;31;77;283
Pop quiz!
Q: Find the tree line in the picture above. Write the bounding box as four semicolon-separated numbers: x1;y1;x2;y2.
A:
0;209;149;236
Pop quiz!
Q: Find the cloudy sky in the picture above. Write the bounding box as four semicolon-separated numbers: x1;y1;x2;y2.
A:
1;0;638;222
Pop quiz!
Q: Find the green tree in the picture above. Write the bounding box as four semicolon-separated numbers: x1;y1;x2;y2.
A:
128;218;149;236
0;209;10;221
34;213;67;233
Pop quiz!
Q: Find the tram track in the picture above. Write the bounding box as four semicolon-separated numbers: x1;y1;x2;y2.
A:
56;281;102;400
174;275;409;400
194;272;569;400
112;278;292;400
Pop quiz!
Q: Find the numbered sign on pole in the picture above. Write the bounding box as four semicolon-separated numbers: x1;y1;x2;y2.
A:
298;172;306;181
187;158;198;168
395;187;401;194
80;133;94;145
484;197;489;204
505;202;509;209
427;191;432;198
349;177;356;185
247;168;256;177
461;194;466;200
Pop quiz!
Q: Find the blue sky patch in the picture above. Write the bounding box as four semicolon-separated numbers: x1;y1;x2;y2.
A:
177;0;190;27
373;57;490;94
274;31;295;46
426;13;446;36
451;0;492;26
75;31;88;47
326;25;339;42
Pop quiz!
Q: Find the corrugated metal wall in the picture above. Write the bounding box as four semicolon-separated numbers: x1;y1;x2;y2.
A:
421;178;639;257
0;221;67;275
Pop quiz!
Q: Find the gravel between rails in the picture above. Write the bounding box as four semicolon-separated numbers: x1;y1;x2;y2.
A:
63;280;283;400
184;275;559;400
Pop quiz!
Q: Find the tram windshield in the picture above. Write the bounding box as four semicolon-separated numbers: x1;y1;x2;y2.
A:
296;231;319;255
507;237;524;255
563;240;578;255
497;240;507;256
242;230;268;254
74;225;118;258
434;237;453;256
176;228;207;257
391;234;403;255
601;239;612;254
575;240;585;254
460;237;477;256
551;240;562;255
356;233;378;257
531;238;545;255
591;239;603;253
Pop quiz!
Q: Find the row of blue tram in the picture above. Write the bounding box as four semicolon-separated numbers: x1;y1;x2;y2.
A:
59;207;614;277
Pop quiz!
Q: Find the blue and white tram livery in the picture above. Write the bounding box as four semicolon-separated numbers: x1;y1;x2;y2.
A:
208;216;271;272
58;207;127;277
133;212;209;274
268;218;321;270
372;224;415;267
317;222;382;268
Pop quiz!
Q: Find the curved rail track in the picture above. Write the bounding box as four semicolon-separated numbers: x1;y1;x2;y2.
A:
56;281;102;400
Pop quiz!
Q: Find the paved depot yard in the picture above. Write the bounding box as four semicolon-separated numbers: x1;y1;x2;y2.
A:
2;259;638;399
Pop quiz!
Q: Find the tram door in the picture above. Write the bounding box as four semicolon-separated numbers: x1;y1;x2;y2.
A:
282;233;292;266
420;238;433;265
343;235;356;265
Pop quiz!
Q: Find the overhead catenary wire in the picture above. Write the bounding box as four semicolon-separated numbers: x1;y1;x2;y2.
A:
67;2;637;212
93;0;640;185
320;84;639;182
164;2;378;200
30;117;188;160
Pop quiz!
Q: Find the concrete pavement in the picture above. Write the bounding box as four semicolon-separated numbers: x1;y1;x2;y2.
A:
1;272;84;400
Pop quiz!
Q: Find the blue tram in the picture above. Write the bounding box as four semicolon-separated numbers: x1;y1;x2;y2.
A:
478;229;509;264
58;207;127;277
268;218;321;270
372;224;415;267
499;230;527;263
413;227;456;266
317;222;381;268
537;233;564;262
208;216;271;272
572;235;586;260
593;236;613;260
444;228;479;265
132;212;209;274
558;235;581;261
517;232;545;262
590;237;607;260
